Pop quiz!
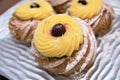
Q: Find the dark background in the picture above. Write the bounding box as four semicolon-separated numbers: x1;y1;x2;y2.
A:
0;0;20;15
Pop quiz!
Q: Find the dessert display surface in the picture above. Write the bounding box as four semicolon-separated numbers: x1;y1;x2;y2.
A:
0;0;120;80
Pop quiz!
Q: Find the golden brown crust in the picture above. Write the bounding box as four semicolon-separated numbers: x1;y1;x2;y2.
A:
64;38;90;75
32;18;97;76
91;3;114;36
9;15;40;44
52;0;72;13
34;29;95;76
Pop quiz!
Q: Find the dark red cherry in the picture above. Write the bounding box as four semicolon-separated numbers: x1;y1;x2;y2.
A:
30;3;40;8
51;23;66;37
78;0;87;5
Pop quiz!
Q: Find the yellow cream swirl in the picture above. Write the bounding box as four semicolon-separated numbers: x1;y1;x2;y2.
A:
15;0;54;20
69;0;103;19
34;14;83;57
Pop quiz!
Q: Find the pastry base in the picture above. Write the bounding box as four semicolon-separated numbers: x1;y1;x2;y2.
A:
32;18;97;76
9;15;40;44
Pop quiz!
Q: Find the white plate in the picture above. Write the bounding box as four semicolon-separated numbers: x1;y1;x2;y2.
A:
0;0;120;80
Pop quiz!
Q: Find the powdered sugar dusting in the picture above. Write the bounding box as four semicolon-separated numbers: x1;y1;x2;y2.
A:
65;18;96;72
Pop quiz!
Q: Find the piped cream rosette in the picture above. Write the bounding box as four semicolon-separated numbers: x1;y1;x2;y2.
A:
69;0;103;19
15;0;54;20
34;14;83;57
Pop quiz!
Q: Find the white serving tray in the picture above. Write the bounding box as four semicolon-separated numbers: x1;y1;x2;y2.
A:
0;0;120;80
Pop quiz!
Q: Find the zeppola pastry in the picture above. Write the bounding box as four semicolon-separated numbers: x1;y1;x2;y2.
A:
46;0;73;13
68;0;114;36
9;0;54;44
32;14;97;76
